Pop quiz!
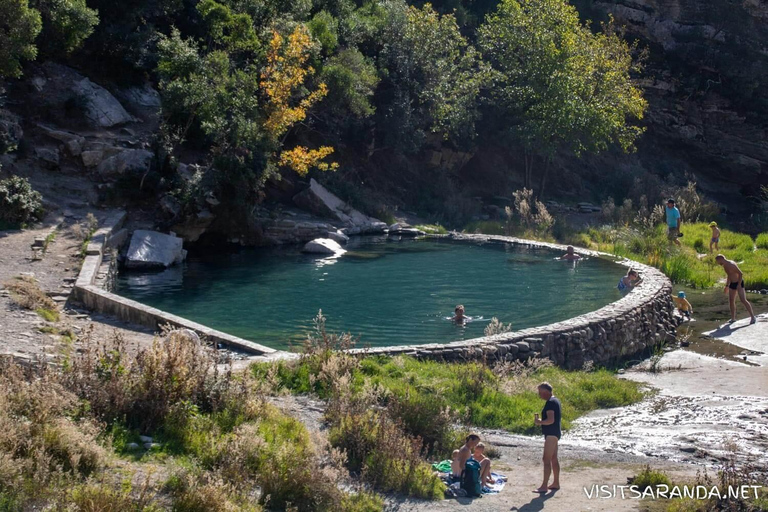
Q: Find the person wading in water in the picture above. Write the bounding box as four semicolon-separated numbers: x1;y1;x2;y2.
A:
715;254;756;324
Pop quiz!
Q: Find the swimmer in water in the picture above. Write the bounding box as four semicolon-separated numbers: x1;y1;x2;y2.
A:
560;246;581;261
452;305;467;323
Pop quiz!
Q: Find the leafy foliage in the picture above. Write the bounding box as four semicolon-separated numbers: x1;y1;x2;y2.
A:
29;0;98;58
0;175;44;226
0;0;42;78
479;0;647;190
377;1;487;151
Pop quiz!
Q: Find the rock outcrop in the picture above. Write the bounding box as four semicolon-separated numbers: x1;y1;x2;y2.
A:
22;63;134;130
293;179;387;233
97;149;153;179
125;230;187;268
584;0;768;209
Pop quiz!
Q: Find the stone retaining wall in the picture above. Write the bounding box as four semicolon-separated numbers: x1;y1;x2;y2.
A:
74;225;675;367
72;212;277;356
348;234;677;369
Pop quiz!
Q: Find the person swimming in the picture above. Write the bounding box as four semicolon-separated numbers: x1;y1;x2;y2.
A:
452;305;467;323
560;246;581;261
617;269;642;293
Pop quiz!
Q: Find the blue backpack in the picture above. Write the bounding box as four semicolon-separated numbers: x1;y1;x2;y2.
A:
461;458;482;497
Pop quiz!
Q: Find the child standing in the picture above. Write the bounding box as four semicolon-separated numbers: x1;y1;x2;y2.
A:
709;222;720;253
673;291;693;319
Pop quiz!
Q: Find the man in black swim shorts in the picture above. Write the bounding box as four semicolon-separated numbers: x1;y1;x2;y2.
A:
716;255;756;324
533;382;561;493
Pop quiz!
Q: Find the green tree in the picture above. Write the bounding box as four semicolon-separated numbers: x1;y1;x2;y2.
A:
157;23;335;209
30;0;98;58
479;0;647;195
319;48;379;120
0;0;42;78
308;10;338;56
378;1;487;152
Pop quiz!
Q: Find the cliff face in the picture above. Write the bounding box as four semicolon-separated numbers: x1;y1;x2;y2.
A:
591;0;768;211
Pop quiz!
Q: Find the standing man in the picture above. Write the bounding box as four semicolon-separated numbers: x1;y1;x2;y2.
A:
666;198;682;246
534;382;561;493
715;254;757;324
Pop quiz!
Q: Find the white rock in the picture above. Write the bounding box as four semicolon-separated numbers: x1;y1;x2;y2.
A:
72;77;134;128
138;435;153;443
326;230;349;245
301;238;346;255
171;329;201;344
293;179;386;231
121;83;162;108
125;230;186;268
126;442;140;450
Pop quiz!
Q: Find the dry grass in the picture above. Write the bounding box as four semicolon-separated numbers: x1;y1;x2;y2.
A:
0;357;107;507
64;327;232;431
3;275;60;321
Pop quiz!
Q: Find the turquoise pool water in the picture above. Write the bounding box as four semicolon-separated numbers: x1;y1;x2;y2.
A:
115;238;626;349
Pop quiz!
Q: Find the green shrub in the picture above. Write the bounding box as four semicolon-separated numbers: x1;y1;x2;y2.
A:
0;175;44;226
756;233;768;250
36;306;60;322
30;0;98;58
329;409;445;500
414;223;447;234
629;465;672;491
0;0;42;78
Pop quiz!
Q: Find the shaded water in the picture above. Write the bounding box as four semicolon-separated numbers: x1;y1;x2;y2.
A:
115;237;626;349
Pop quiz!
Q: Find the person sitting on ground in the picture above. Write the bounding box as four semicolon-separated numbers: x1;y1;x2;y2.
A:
472;442;500;486
560;246;582;261
452;304;467;324
715;254;757;324
617;269;642;293
709;222;721;253
673;291;693;319
451;434;490;484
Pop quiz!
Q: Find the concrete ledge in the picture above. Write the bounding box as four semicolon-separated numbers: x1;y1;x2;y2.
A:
77;284;275;354
73;211;277;356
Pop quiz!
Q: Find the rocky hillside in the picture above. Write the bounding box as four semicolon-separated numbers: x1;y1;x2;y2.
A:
589;0;768;213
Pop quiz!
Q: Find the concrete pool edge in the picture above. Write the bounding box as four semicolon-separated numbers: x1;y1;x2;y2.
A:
72;211;277;356
74;224;676;366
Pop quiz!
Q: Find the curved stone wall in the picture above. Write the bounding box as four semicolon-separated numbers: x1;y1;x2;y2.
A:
348;234;677;370
75;224;676;368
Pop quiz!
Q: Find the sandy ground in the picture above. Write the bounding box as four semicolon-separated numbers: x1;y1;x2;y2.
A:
0;162;157;361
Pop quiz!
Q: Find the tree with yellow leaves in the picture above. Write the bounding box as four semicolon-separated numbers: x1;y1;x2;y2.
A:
261;26;338;175
157;13;338;212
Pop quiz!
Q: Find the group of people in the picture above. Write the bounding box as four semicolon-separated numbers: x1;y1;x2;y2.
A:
666;198;756;324
558;198;756;325
449;383;562;495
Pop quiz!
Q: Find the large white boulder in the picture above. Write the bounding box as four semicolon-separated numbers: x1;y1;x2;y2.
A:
125;230;187;268
293;179;386;233
72;77;134;128
301;238;346;255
